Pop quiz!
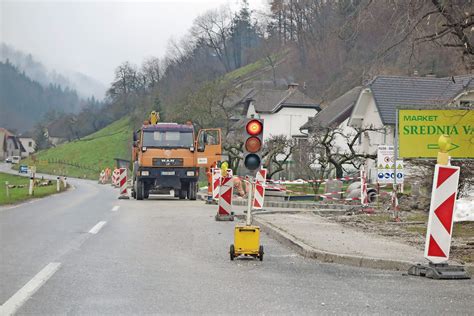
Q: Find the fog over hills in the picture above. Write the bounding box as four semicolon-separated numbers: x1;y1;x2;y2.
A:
0;43;106;100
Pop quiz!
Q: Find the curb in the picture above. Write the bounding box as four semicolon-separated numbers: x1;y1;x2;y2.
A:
232;199;353;210
254;217;474;275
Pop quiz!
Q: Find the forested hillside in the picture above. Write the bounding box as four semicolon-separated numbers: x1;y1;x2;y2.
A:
0;43;106;99
101;0;471;127
0;60;82;132
30;0;472;150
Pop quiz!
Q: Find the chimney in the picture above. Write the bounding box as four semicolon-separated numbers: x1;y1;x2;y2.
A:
288;83;299;91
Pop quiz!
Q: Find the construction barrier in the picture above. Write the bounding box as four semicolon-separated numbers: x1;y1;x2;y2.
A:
105;168;111;183
360;168;368;206
99;170;106;184
424;164;460;263
112;169;120;187
253;168;267;209
118;168;129;199
216;175;234;221
212;168;221;200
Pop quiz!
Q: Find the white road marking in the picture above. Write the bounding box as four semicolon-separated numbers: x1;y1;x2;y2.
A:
88;221;107;234
0;262;61;316
111;205;120;212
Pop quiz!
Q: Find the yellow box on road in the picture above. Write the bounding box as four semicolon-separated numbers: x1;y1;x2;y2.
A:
230;225;264;261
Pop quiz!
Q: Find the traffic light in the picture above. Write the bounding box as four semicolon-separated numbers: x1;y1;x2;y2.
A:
243;118;264;171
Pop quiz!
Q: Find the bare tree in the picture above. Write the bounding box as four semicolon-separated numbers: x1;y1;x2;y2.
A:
107;61;141;99
192;7;233;72
141;57;162;89
262;135;297;178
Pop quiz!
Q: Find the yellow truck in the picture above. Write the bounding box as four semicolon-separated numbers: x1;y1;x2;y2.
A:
131;118;222;200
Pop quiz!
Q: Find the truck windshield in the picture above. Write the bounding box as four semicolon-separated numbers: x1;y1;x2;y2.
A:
143;131;194;148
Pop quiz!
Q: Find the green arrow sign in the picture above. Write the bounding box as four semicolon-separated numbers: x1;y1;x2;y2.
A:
427;143;460;152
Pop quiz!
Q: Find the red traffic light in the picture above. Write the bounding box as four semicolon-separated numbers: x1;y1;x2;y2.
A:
246;119;263;136
245;136;261;153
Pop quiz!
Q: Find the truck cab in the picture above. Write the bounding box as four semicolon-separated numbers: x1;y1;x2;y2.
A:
131;122;221;200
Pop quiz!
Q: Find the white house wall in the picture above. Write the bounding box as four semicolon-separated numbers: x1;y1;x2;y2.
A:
255;107;318;141
352;91;395;181
247;103;257;117
19;138;35;155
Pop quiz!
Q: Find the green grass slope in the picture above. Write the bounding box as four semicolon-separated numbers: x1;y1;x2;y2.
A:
20;118;133;179
0;172;66;205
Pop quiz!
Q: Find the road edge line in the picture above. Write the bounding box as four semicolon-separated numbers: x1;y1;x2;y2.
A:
0;262;61;315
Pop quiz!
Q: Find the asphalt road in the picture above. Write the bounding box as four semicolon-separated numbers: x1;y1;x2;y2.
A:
1;176;473;315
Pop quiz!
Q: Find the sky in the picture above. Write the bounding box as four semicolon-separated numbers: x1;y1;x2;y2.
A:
0;0;267;86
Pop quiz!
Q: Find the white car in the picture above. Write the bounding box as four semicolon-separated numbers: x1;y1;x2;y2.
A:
5;157;13;163
11;156;20;164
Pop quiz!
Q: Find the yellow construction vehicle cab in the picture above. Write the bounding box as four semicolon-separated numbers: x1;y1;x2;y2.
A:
131;114;222;200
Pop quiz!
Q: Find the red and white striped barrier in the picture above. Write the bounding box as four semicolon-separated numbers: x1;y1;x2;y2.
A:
424;165;460;263
216;176;234;221
212;168;221;201
118;168;129;199
361;168;368;206
112;169;120;187
99;170;106;184
253;168;267;209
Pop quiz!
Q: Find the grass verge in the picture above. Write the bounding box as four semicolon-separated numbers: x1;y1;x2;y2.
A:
0;172;65;205
17;117;132;180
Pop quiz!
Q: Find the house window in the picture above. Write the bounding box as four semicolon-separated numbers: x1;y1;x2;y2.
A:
459;100;473;108
29;141;32;147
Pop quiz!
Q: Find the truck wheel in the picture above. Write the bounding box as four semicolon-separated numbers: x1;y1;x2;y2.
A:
188;182;197;200
178;189;187;199
136;180;144;200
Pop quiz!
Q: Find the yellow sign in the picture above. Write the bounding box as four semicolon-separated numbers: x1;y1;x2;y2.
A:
399;109;474;158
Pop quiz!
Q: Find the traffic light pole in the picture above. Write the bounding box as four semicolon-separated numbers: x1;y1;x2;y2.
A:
246;178;253;226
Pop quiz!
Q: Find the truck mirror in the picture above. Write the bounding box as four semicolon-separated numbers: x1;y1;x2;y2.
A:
133;131;138;142
197;144;205;152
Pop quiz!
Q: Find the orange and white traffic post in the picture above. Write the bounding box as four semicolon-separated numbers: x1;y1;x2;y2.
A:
215;174;234;221
424;164;459;263
253;168;267;210
211;168;221;200
408;135;470;279
118;168;129;200
360;167;368;207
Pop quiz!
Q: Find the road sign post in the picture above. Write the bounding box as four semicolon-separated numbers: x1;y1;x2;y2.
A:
377;145;403;220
